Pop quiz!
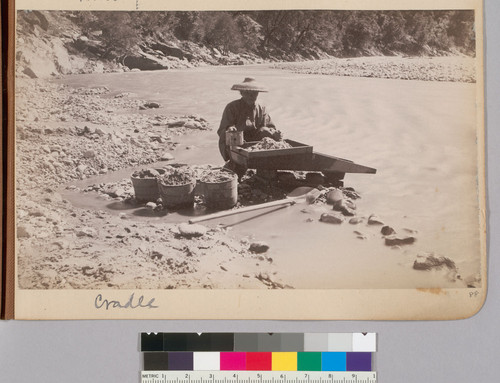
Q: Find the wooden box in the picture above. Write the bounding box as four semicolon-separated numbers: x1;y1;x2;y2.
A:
229;139;313;170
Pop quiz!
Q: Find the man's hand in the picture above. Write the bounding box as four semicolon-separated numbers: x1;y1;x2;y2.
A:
272;129;283;141
259;127;283;141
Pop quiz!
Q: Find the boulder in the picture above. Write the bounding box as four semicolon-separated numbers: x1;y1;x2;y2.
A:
150;43;185;59
143;102;160;109
178;223;207;238
17;226;31;238
249;241;270;254
320;212;344;224
303;188;322;204
368;214;384;225
123;55;168;71
343;189;361;200
184;121;204;130
413;255;457;271
167;120;186;128
76;227;97;238
151;251;164;260
76;164;87;173
83;150;95;158
145;202;157;210
326;188;344;205
381;225;396;236
384;235;416;246
349;217;363;224
160;153;174;161
344;199;357;209
23;67;38;79
113;188;126;198
333;199;355;216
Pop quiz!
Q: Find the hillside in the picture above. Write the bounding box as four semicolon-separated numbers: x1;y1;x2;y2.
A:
15;10;476;78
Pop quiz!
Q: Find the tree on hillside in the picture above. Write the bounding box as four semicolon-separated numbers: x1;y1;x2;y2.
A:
131;12;179;40
72;12;140;58
234;14;263;52
173;11;201;40
34;9;477;66
207;13;243;54
288;11;316;52
291;11;345;55
254;11;293;49
342;11;381;53
429;11;454;50
376;11;407;52
447;10;475;54
403;11;453;53
188;12;244;54
96;13;139;58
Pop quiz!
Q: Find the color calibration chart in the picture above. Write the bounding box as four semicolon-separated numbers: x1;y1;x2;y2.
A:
141;333;377;383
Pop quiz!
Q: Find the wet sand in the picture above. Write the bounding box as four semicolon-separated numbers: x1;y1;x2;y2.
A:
15;57;482;290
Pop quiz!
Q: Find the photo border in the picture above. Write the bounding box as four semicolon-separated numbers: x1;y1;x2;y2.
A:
6;0;487;320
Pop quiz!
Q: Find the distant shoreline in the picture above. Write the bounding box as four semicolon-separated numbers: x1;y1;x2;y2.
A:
37;55;477;86
273;56;476;83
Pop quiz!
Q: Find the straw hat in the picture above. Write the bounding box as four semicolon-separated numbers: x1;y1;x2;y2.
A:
231;77;268;92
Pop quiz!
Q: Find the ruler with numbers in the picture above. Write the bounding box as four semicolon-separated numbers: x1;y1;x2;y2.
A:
141;371;377;383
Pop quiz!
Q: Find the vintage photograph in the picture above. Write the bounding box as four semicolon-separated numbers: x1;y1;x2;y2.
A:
14;6;483;298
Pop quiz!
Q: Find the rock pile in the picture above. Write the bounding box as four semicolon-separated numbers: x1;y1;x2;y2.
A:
199;169;236;183
247;137;292;151
275;56;476;83
15;79;209;191
158;166;196;186
317;186;419;250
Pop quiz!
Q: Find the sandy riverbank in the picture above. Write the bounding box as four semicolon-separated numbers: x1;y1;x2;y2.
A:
15;78;291;289
274;56;476;82
15;56;483;290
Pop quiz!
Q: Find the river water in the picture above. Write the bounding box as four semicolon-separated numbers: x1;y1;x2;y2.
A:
58;64;481;289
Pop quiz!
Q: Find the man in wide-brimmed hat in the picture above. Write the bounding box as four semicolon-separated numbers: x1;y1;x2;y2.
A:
217;77;282;163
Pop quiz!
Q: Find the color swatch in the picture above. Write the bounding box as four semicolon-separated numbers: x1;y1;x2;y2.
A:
143;352;372;371
141;333;376;352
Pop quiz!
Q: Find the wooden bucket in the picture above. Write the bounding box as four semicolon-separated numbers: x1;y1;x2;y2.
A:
225;130;244;146
158;180;196;209
198;171;238;210
130;176;160;202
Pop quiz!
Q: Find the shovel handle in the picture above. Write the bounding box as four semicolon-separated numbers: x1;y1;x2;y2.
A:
188;199;296;224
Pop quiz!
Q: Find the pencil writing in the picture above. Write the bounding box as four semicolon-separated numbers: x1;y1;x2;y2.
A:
94;293;158;310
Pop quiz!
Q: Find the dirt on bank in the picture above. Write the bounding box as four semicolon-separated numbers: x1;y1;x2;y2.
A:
15;78;292;289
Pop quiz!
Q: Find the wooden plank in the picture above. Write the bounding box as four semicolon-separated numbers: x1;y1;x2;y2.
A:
188;199;296;224
311;152;377;174
246;152;313;170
